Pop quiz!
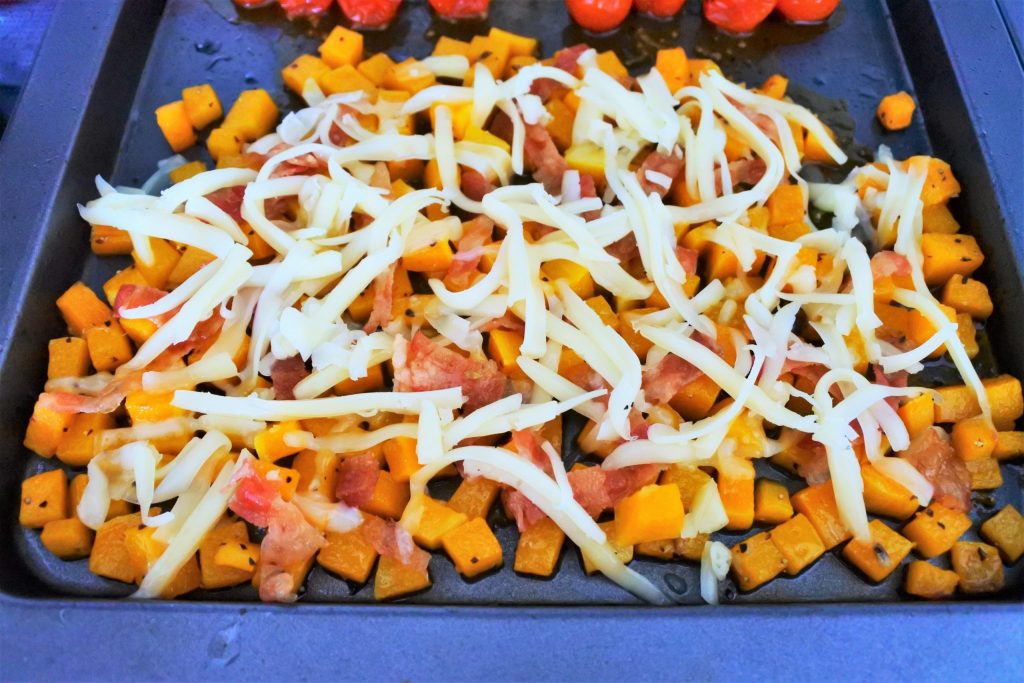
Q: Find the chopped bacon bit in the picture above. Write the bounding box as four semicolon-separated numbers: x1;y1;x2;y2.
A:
489;110;514;145
206;186;246;223
478;312;525;333
228;460;281;528
270;355;309;400
729;98;778;142
335;453;381;508
269;150;327;179
870;250;912;280
900;426;971;512
460;167;495;202
568;464;661;517
502;489;547;531
445;216;493;290
161;312;225;366
38;372;143;415
607;234;639;263
113;285;174;323
360;514;430;575
530;44;588;102
636;151;683;198
872;363;909;410
524;123;569;195
718;158;768;193
364;262;397;333
577;172;602;221
511;429;552;473
642;332;720;405
676;246;699;277
392;332;506;412
329;122;352;146
788;434;831;484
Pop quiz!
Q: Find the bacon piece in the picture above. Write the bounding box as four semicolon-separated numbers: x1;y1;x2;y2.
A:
524;123;568;194
489;110;514;145
363;262;396;333
530;44;588;102
478;312;525;333
444;216;493;290
717;157;768;194
576;172;602;221
676;246;699;277
870;250;912;280
636;151;683;198
270;355;308;400
607;234;639;264
567;464;660;517
511;429;552;473
461;167;495;202
113;285;177;325
159;312;225;366
335;453;381;508
788;434;831;485
502;489;547;532
872;363;909;410
642;332;720;405
729;98;778;143
206;186;246;223
392;332;506;412
38;371;142;415
360;514;430;575
900;426;971;512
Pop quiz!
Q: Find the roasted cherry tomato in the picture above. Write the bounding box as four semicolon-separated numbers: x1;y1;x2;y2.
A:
428;0;490;19
565;0;633;33
703;0;776;34
337;0;402;27
775;0;840;22
634;0;686;18
276;0;332;18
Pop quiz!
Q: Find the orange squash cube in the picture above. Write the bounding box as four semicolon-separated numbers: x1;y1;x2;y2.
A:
24;399;75;458
613;484;685;546
411;496;468;550
769;513;826;575
281;54;330;95
979;504;1024;563
181;83;222;129
361;471;410;520
90;224;133;255
374;554;431;600
56;282;111;335
441;516;503;578
791;483;851;550
155;100;196;152
581;520;634;574
731;531;787;591
19;469;68;528
904;560;959;599
876;91;915;130
842;519;914;582
89;512;146;584
319;25;363;68
950;541;1004;594
41;517;94;560
860;464;920;521
447;477;501;519
46;337;91;380
902;503;972;558
56;412;114;467
514;517;565;577
253;420;304;462
199;520;253;590
754;479;793;525
317;526;379;583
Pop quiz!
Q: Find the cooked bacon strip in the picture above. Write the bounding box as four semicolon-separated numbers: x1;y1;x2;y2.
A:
715;158;768;194
901;426;971;512
478;312;525;333
270;355;309;400
502;489;547;532
577;172;602;221
206;186;246;223
38;372;142;415
676;246;699;277
335;453;381;508
567;464;660;517
229;460;325;602
607;234;639;264
392;332;506;412
444;216;493;290
872;363;909;410
530;43;588;101
363;262;396;333
461;167;495;202
636;151;683;198
524;123;569;195
360;514;430;576
870;250;912;280
114;285;177;325
642;332;721;405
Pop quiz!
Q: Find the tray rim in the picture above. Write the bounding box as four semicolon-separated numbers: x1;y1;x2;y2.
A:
1;0;1022;678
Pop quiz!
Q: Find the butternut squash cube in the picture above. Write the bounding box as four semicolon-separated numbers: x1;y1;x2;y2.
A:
541;259;595;299
769;513;825;575
213;540;260;573
966;457;1003;490
319;25;363;68
20;469;68;528
613;484;685;546
922;202;960;234
253;420;304;462
181;83;222;129
766;184;805;228
920;233;984;286
432;36;472;57
951;416;998;462
876;91;915;130
941;276;993;319
319;64;378;97
635;534;708;562
754;479;793;525
513;517;565;577
166;245;215;288
281;54;330;95
317;526;378;583
918;157;961;205
250;460;300;501
411;497;468;550
902;503;971;558
357;52;396;86
731;531;787;591
904;560;959;599
659;465;712;510
47;337;90;380
582;520;633;574
361;471;410;520
467;35;510;79
655;47;689;95
441;516;502;578
950;541;1003;593
994;431;1024;461
57;282;111;335
223;89;279;142
760;73;788;99
979;504;1024;563
199;520;252;590
861;464;920;521
489;27;537;57
41;517;94;560
374;554;431;600
133;237;182;289
791;483;851;550
447;476;500;519
402;238;454;272
293;449;341;497
56;412;114;467
384;59;436;94
90;512;146;584
898;392;935;439
169;160;207;184
933;375;1023;430
842;519;914;582
155;100;196;152
90;224;133;255
207;126;244;161
718;461;755;531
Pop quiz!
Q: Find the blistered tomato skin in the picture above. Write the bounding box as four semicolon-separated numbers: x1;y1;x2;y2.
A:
565;0;634;33
775;0;840;22
338;0;403;27
634;0;685;18
278;0;333;18
428;0;490;19
703;0;776;34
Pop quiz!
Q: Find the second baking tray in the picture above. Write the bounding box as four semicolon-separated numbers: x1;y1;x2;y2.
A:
0;0;1021;609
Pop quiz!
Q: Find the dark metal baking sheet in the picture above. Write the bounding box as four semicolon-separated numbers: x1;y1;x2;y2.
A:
0;0;1021;679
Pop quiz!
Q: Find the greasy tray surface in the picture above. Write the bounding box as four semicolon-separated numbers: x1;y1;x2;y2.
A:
1;0;1022;608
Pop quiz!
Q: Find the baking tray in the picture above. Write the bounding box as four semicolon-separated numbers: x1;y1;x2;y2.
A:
0;0;1021;679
